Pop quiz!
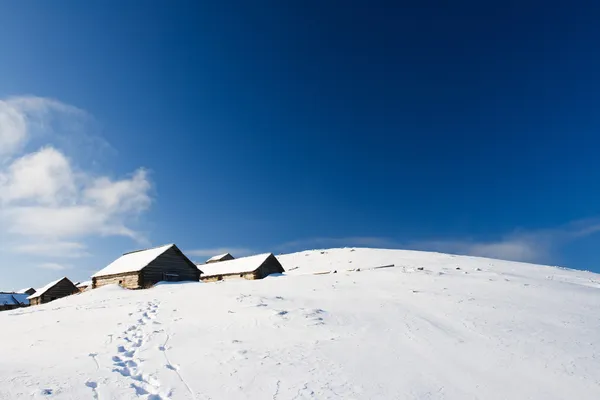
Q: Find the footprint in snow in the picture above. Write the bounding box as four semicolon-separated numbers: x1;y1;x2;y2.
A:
40;388;53;396
165;363;179;371
130;383;148;396
85;381;97;389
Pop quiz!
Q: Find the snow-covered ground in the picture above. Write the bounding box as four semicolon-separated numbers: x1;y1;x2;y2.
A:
1;248;599;399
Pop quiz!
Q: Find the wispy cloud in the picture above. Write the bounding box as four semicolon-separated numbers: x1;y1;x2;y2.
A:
38;262;70;271
408;219;600;263
275;219;600;264
186;247;256;259
12;241;90;258
0;96;153;259
275;236;398;252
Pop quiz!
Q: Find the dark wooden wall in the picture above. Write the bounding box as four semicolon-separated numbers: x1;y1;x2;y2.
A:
38;278;78;304
140;246;200;288
256;254;285;278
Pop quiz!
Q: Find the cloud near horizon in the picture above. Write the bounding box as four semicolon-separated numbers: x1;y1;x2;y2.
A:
186;247;256;261
0;96;153;259
409;219;600;264
276;220;600;264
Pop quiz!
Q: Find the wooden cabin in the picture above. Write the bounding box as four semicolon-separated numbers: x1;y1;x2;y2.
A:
199;253;284;282
92;244;201;290
206;252;235;264
0;293;30;312
16;287;36;296
27;277;78;306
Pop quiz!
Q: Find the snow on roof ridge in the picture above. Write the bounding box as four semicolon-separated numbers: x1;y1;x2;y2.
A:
28;277;68;300
16;287;35;294
206;252;232;262
199;253;273;277
122;243;175;256
92;243;176;278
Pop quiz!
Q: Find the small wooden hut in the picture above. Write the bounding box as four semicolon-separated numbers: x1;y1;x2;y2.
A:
27;277;78;306
206;253;235;264
92;244;201;290
16;287;36;296
199;253;284;282
0;293;30;311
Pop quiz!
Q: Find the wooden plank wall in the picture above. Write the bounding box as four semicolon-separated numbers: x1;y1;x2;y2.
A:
39;279;78;304
140;246;200;288
256;254;285;278
93;273;140;289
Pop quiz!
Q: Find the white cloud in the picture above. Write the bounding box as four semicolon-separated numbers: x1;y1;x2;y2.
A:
13;242;90;258
0;96;153;259
187;247;255;259
38;262;69;271
409;219;600;264
84;169;151;213
411;239;543;263
0;147;76;205
0;101;27;158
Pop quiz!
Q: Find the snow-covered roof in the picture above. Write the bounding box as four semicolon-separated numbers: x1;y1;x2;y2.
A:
28;277;68;300
76;281;92;288
92;244;175;278
206;253;233;263
16;287;35;294
199;253;272;277
0;293;30;306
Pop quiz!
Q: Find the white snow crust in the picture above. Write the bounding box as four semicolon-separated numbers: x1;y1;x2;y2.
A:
2;248;599;399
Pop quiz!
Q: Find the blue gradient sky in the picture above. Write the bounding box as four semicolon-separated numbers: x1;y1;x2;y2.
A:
1;1;600;288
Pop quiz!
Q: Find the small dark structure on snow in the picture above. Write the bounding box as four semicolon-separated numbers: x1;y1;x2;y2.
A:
0;292;30;311
205;252;235;264
199;253;284;282
76;281;92;292
16;287;36;296
92;244;201;290
28;277;79;306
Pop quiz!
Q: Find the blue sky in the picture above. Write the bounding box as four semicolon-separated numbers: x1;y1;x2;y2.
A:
1;2;600;289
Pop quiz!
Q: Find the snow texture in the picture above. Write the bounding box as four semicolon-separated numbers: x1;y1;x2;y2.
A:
1;247;600;400
27;277;67;300
76;281;92;288
92;244;174;278
199;253;272;277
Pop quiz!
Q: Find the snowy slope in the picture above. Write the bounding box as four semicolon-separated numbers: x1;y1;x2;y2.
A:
1;248;599;399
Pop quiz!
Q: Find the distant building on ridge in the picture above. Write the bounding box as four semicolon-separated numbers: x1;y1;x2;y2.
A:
0;292;30;311
16;287;36;296
205;253;235;264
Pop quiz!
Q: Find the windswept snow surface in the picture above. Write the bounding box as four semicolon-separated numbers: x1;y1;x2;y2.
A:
1;248;600;399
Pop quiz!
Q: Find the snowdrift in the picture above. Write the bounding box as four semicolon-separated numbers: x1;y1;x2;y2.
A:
1;248;599;399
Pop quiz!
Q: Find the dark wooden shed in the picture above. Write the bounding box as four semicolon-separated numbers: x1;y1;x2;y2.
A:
92;244;201;290
28;277;78;306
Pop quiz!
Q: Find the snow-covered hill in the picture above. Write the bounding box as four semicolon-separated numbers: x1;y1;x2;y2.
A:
1;248;599;399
